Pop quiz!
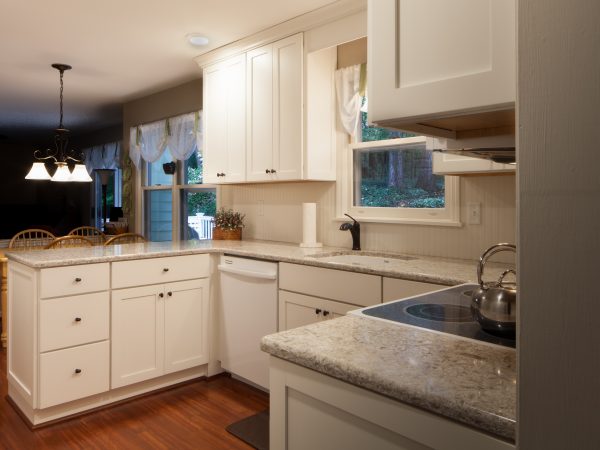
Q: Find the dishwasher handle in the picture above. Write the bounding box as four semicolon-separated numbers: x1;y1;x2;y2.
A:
217;264;277;280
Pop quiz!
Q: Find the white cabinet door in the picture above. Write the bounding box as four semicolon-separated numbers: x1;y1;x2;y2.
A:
203;54;246;183
279;290;356;332
368;0;515;125
246;34;303;182
246;45;274;181
272;34;303;181
164;279;209;374
203;61;228;184
225;54;247;182
111;285;164;388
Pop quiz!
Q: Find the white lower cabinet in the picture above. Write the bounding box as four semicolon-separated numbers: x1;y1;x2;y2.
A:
279;290;356;331
8;254;211;426
270;357;514;450
112;279;209;388
39;341;109;409
278;263;382;331
164;279;209;374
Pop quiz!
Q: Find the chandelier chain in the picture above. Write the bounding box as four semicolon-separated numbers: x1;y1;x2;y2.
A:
59;69;64;128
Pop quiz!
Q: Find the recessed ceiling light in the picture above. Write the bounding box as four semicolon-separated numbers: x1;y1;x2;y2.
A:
187;34;209;47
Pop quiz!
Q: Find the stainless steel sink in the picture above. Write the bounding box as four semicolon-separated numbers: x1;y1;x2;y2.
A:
309;251;417;266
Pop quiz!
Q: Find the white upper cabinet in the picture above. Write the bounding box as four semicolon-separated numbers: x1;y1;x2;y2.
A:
246;34;303;181
203;54;246;183
247;45;275;181
272;35;303;181
202;32;336;184
368;0;516;137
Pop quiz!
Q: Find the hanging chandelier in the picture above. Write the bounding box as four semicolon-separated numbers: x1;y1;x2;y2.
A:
25;63;92;182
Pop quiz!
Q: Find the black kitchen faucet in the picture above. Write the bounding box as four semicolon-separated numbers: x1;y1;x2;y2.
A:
339;213;361;251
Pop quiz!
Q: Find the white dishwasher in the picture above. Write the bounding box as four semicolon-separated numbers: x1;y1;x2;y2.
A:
218;255;278;390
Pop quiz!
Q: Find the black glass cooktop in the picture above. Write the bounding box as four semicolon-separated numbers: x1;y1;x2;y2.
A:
360;284;516;348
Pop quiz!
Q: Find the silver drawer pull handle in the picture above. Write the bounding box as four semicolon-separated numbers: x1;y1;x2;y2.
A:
74;317;82;322
74;368;82;374
75;277;82;282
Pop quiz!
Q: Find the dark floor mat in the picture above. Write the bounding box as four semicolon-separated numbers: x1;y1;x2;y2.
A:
226;410;269;450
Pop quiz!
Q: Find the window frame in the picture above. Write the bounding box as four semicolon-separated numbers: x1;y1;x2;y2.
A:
93;168;122;230
336;136;461;226
138;157;218;241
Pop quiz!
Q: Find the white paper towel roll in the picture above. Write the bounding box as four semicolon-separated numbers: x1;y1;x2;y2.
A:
300;202;322;248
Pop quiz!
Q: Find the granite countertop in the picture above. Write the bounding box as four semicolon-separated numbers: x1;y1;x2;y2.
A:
4;239;512;286
261;315;516;441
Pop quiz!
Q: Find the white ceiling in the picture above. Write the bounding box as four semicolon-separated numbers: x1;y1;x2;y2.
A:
0;0;337;140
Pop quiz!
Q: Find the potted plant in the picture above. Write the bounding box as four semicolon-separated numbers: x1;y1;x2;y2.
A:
212;207;245;240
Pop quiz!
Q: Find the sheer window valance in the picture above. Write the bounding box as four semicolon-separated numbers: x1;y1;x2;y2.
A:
84;141;122;174
129;111;202;169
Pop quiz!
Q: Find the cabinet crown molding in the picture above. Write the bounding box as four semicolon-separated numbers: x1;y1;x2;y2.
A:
194;0;366;69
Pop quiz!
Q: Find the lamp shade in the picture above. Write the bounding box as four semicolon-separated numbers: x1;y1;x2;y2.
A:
25;162;51;180
70;164;93;182
51;162;72;182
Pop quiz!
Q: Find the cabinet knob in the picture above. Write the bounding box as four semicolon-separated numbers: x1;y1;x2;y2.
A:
315;308;322;315
74;277;82;282
159;292;164;298
221;172;226;177
271;169;276;174
323;310;330;317
74;368;82;374
74;317;82;322
265;169;271;174
163;268;169;272
167;292;172;297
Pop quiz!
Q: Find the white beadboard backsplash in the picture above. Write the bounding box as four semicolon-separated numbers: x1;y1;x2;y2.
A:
220;175;516;263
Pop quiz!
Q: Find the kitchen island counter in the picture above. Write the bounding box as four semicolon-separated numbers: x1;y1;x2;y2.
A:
262;314;516;443
4;240;511;286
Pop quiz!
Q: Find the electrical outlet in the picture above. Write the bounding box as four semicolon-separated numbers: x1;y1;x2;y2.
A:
467;202;481;225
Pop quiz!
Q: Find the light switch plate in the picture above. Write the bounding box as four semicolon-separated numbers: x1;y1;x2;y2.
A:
467;202;481;225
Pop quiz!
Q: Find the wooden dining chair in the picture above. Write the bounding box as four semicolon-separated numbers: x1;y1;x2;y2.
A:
8;229;56;250
68;226;106;245
104;233;147;246
45;236;94;249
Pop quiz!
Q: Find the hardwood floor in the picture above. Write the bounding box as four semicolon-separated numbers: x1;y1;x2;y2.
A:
0;349;269;449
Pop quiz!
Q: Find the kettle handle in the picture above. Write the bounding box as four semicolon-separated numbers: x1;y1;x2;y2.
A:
477;243;516;288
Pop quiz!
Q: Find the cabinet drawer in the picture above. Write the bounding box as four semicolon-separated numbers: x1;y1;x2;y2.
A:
40;263;109;299
112;254;210;289
279;290;357;331
279;263;381;307
383;277;445;302
39;292;109;352
39;340;109;409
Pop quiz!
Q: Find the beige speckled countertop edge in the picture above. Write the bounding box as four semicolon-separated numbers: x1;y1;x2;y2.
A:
261;316;516;442
4;240;513;286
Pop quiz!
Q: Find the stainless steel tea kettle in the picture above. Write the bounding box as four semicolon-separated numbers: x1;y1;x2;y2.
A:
471;243;517;337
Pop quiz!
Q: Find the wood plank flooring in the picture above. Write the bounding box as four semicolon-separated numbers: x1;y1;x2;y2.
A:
0;349;269;449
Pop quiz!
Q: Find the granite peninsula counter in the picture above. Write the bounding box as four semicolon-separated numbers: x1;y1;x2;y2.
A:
262;315;516;444
4;239;512;286
5;239;516;441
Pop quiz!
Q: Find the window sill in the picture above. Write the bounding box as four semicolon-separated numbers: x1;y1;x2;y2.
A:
334;215;462;227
